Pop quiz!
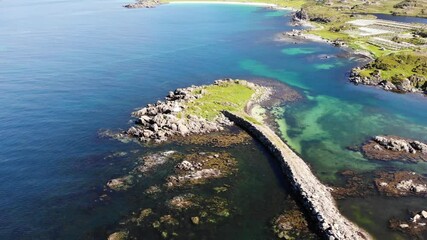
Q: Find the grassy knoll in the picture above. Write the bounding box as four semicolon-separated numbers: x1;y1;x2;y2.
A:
182;81;256;121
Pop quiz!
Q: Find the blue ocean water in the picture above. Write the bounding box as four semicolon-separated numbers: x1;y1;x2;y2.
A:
0;0;427;239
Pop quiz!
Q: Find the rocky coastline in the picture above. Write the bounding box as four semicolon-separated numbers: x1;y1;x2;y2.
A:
123;0;161;9
123;79;266;144
284;9;427;96
349;68;427;94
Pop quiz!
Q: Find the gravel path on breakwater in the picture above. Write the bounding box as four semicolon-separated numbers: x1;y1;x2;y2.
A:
223;111;373;240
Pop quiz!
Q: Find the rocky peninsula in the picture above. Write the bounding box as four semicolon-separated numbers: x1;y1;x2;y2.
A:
124;79;269;143
113;79;372;239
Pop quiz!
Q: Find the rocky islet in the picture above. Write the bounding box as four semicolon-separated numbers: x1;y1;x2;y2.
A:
125;79;265;144
362;135;427;163
123;0;161;9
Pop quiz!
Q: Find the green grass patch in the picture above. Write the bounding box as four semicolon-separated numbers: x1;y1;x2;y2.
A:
182;81;255;120
309;28;350;41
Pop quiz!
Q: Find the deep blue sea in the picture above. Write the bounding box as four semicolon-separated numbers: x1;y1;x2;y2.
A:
1;0;427;239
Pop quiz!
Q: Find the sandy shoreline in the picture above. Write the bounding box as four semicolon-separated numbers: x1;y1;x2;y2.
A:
168;1;295;10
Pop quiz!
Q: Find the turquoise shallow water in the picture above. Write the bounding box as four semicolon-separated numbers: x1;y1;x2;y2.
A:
1;0;427;239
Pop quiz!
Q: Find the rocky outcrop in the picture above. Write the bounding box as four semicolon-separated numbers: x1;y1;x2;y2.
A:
123;0;161;8
272;209;317;239
374;171;427;197
106;150;177;191
291;8;309;25
136;150;176;173
223;111;372;240
362;135;427;163
107;231;128;240
349;68;426;94
389;209;427;236
276;30;348;48
126;79;243;143
107;175;134;191
292;8;331;25
165;152;237;188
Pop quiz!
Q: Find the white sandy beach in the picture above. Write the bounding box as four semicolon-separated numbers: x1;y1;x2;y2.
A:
168;1;295;10
169;1;275;6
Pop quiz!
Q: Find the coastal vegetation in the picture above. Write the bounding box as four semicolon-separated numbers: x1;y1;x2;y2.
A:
285;0;427;93
356;52;427;90
182;81;255;120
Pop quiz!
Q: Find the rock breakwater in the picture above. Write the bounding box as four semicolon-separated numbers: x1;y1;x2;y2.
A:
223;111;372;240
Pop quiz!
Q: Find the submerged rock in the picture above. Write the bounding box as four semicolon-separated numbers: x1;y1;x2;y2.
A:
389;210;427;237
374;171;427;197
108;231;128;240
171;128;252;148
191;216;200;225
165;152;237;188
136;151;176;174
144;185;161;195
330;170;375;199
107;176;134;191
272;209;317;239
167;194;196;210
106;150;177;192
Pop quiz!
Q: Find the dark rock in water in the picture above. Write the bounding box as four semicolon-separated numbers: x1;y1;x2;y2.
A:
123;0;161;8
167;194;196;210
374;171;427;197
107;176;134;191
362;135;427;163
136;150;176;174
108;231;128;240
346;145;360;152
272;208;317;239
191;216;200;225
170;128;252;148
330;170;375;199
165;152;237;188
389;209;427;237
